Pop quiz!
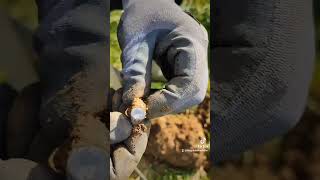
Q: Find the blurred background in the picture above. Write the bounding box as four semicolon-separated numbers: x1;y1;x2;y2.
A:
212;2;320;180
0;0;319;180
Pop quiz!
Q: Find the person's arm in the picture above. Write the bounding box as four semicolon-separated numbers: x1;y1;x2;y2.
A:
211;0;315;163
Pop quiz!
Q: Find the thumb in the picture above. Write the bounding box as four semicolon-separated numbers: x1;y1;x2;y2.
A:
120;32;158;105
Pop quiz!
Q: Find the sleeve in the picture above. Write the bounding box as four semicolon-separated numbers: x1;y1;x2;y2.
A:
211;0;315;163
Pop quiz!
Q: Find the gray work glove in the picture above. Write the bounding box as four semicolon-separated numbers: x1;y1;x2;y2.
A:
29;1;109;179
211;0;315;163
110;112;150;180
118;0;209;119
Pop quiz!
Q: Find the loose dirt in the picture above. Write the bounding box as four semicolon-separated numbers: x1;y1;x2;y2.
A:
132;123;148;136
145;114;208;169
145;95;210;169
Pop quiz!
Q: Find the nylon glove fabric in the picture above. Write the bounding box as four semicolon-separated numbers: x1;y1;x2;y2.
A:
28;0;109;178
109;73;149;179
110;112;132;144
110;111;150;180
211;0;315;163
118;0;209;119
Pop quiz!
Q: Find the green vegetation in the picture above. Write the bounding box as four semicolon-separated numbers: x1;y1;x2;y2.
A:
110;10;123;71
0;0;37;29
181;0;210;32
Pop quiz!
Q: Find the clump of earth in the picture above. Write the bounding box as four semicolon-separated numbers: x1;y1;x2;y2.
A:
145;96;210;169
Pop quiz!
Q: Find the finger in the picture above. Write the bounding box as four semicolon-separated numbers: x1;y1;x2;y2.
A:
110;112;132;144
123;119;150;156
66;147;109;180
111;120;150;179
112;89;123;112
47;114;109;173
147;31;209;119
119;32;158;105
111;146;136;179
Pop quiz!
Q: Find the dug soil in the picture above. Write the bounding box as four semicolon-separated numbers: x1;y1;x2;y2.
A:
145;95;210;169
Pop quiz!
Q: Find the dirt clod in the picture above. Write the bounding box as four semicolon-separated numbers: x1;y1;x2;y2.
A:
145;114;208;169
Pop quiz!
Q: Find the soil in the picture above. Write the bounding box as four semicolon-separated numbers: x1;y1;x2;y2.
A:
131;98;147;111
132;124;148;136
44;71;109;173
145;95;210;169
146;114;207;169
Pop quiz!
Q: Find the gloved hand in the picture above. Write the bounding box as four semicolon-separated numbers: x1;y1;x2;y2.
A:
118;0;209;119
110;112;150;180
211;0;315;163
0;84;62;180
28;0;110;179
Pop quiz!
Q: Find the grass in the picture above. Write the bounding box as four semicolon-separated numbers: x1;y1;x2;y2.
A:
0;0;37;29
130;158;210;180
110;10;123;71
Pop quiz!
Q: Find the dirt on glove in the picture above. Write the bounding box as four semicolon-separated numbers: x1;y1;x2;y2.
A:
43;71;109;174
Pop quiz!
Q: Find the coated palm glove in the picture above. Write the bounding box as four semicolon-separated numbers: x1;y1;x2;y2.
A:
110;112;150;180
28;0;109;179
118;0;209;119
211;0;315;163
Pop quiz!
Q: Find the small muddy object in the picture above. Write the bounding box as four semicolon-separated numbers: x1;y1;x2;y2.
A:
110;112;132;144
126;98;147;125
132;124;147;136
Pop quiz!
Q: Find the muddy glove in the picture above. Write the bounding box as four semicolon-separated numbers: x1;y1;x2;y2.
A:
110;112;150;180
118;0;209;119
211;0;315;163
28;0;109;179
